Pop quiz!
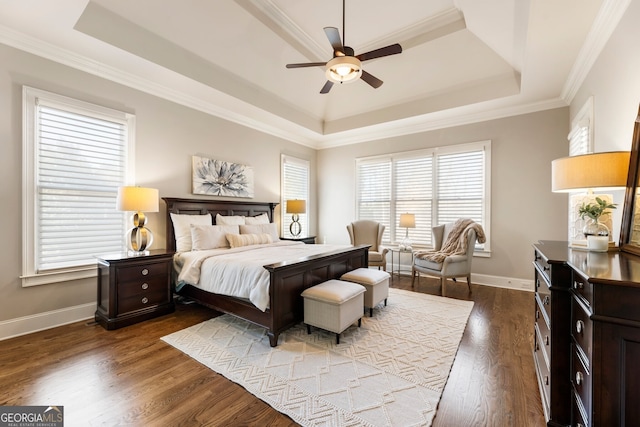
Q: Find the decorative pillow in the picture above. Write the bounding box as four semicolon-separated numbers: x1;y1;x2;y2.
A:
215;213;246;225
226;233;273;248
170;213;212;252
190;224;240;250
240;223;279;242
244;213;270;225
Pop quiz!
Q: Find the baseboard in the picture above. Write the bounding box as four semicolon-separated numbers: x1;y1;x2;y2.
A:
396;264;534;292
0;302;96;341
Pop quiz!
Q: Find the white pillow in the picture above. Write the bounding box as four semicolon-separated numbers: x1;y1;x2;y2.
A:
244;213;270;225
226;233;273;248
190;224;239;250
240;223;279;242
215;213;245;225
170;213;212;252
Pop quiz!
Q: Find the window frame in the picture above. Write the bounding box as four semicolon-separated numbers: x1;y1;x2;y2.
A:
280;154;310;239
355;140;491;255
21;86;135;287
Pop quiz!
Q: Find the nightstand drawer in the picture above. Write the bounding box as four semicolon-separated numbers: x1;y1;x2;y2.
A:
534;251;552;284
118;275;167;298
571;296;592;366
117;261;168;282
118;287;168;313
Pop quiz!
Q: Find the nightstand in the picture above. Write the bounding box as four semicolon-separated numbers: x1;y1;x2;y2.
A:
280;236;316;244
95;249;175;330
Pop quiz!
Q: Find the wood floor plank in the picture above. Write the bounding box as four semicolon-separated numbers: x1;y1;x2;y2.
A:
0;276;545;426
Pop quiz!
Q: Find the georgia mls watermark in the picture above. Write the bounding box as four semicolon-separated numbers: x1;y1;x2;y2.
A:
0;406;63;427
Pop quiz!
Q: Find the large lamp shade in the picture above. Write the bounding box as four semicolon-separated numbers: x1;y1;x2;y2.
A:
551;151;630;192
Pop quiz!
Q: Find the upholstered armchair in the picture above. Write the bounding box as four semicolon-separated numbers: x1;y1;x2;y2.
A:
347;220;389;271
411;222;477;295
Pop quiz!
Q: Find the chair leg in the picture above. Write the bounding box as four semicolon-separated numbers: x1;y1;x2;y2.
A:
466;275;472;293
440;277;445;297
411;269;417;288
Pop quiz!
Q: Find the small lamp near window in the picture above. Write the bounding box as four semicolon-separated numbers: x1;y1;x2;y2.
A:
286;199;306;237
399;213;416;250
551;151;629;251
117;186;159;254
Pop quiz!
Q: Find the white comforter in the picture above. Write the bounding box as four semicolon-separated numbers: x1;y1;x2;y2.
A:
174;241;350;311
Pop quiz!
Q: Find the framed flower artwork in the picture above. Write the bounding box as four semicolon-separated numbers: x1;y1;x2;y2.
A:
192;155;254;198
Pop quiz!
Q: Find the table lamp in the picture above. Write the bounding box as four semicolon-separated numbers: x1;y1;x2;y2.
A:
399;213;416;250
117;186;159;253
286;199;306;237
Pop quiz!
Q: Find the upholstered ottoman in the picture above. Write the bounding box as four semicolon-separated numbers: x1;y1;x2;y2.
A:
301;279;366;344
341;268;390;317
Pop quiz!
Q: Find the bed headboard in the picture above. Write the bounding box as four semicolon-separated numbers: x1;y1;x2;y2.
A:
163;197;278;252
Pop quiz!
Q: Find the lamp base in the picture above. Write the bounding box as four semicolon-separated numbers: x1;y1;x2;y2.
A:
289;214;302;237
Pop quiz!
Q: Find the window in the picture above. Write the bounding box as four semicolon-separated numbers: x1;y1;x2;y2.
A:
356;141;491;252
22;87;134;286
281;155;309;238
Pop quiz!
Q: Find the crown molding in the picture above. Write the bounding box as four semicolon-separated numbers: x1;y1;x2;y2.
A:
561;0;631;103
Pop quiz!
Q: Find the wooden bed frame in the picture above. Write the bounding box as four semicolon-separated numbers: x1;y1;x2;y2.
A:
163;197;369;347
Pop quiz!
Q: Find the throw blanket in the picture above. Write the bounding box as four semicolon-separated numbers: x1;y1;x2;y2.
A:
414;218;486;263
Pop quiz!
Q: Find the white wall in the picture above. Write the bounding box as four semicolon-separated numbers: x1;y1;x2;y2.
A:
0;44;316;331
317;108;570;283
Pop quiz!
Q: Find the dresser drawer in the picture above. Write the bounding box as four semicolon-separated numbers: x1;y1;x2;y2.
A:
571;296;592;366
572;389;589;427
534;251;552;285
534;336;551;412
535;301;551;365
571;345;591;424
117;261;168;282
535;282;551;325
572;274;593;308
118;287;168;314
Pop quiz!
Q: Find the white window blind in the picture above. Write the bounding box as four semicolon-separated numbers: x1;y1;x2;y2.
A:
356;141;490;250
281;155;309;238
23;87;134;286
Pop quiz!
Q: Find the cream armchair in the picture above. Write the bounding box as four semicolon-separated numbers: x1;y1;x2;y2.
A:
411;222;477;295
347;220;389;271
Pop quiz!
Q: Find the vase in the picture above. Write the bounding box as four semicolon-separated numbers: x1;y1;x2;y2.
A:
583;218;609;238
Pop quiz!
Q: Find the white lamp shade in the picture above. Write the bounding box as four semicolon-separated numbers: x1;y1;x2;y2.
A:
399;213;416;228
116;186;159;212
551;151;629;192
286;199;306;214
325;56;362;83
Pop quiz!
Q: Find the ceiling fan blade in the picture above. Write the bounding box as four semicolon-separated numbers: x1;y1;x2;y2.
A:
324;27;345;56
357;43;402;62
360;70;383;89
320;80;334;94
286;62;327;69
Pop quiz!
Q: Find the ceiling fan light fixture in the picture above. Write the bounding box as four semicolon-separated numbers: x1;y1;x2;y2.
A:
326;56;362;83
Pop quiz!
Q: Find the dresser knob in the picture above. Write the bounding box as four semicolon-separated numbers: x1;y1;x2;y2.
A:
574;280;584;290
576;371;584;386
544;375;549;386
576;320;584;334
141;268;149;276
577;423;584;427
535;310;539;320
141;297;149;304
141;283;149;290
543;266;550;272
545;335;549;346
536;279;540;289
543;295;550;305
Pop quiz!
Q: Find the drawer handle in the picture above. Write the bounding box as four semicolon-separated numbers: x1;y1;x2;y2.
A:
535;342;539;351
141;297;149;304
141;268;149;276
141;283;149;290
574;280;584;290
536;278;540;289
535;310;539;320
543;295;550;305
576;320;584;334
545;335;549;346
577;424;584;427
543;266;550;272
544;375;549;386
576;371;584;386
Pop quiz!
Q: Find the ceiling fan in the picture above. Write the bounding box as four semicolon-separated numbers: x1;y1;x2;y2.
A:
285;0;402;94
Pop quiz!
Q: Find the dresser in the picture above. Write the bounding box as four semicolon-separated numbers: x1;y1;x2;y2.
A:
533;241;640;427
95;250;175;330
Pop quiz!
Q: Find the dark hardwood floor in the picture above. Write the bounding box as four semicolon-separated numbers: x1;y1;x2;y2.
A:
0;276;545;426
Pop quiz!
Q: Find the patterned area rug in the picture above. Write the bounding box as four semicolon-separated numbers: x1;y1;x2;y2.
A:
162;288;474;427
